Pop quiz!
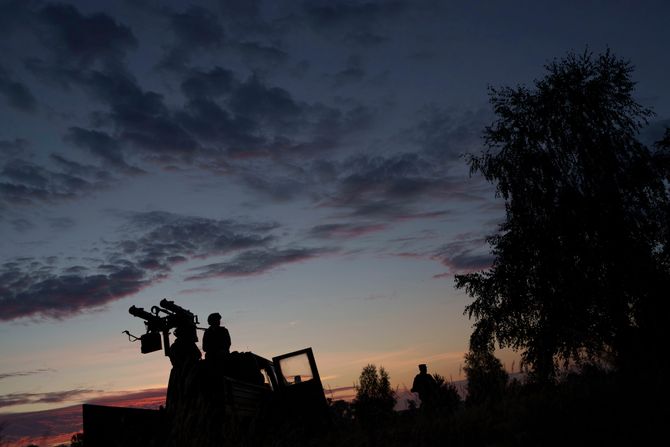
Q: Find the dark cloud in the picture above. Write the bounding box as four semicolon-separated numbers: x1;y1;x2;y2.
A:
118;211;277;272
229;74;302;129
321;152;456;217
180;67;236;100
0;388;165;444
171;6;224;49
432;233;493;276
0;389;98;409
65;127;142;173
80;68;201;160
0;211;280;321
0;368;55;381
406;105;489;161
234;41;289;67
37;2;137;68
0;260;149;321
309;222;387;239
0;65;37;112
177;98;261;150
157;5;224;70
71;66;358;163
186;247;333;280
0;156;112;206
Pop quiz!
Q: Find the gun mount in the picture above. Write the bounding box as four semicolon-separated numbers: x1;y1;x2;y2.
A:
91;299;330;447
127;299;200;356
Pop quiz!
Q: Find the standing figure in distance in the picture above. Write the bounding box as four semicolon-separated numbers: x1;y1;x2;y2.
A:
202;312;231;361
411;363;437;410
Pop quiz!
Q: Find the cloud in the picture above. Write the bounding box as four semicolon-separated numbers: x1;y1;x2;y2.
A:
309;222;387;239
0;369;55;381
0;389;98;409
157;5;224;71
36;2;137;68
65;127;143;174
314;152;459;219
0;212;280;321
228;73;302;130
50;62;367;164
180;67;236;100
79;68;201;161
118;211;277;272
234;41;289;68
171;6;224;49
432;233;493;276
404;105;490;161
0;260;149;321
0;388;165;446
186;247;333;280
0;65;37;112
0;156;113;206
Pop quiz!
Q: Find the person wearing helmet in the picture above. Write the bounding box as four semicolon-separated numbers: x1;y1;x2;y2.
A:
202;312;231;361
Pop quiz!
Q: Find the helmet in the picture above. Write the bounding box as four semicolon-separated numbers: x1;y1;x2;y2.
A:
207;312;222;325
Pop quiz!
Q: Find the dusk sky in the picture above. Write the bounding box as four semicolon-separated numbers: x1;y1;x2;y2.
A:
1;0;669;443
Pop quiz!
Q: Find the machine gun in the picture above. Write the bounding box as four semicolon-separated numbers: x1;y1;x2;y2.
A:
126;299;200;356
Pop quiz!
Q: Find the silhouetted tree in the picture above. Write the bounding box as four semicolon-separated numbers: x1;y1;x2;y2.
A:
353;364;396;425
463;348;508;405
433;373;462;412
455;50;670;383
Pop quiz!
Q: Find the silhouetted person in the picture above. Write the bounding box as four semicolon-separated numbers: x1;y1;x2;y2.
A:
169;325;202;368
167;325;201;409
411;364;437;410
202;312;231;361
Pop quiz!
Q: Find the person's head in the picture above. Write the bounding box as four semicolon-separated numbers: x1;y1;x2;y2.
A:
207;312;222;326
419;364;427;373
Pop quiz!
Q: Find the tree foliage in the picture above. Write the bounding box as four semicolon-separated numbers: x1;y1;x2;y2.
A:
353;364;396;424
432;373;462;412
463;349;508;405
455;50;670;382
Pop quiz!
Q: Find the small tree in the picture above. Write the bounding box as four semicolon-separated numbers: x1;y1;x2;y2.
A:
433;373;462;412
353;364;396;425
463;348;508;405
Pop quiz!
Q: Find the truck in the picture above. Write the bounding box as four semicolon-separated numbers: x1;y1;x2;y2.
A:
83;299;329;447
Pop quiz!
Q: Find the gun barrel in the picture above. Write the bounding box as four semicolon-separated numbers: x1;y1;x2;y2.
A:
129;305;163;325
159;299;191;316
